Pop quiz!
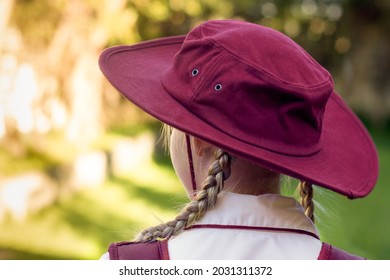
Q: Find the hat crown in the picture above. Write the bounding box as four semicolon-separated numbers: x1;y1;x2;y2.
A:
188;20;331;88
162;20;334;156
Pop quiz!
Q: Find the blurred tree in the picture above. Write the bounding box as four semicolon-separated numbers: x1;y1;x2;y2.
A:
339;0;390;124
9;0;142;146
0;0;14;40
45;0;105;145
3;0;390;146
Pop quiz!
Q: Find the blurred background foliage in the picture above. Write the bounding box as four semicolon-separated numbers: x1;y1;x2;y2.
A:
0;0;389;259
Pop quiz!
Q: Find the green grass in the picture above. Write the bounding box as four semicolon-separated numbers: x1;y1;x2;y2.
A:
0;132;77;176
0;157;187;260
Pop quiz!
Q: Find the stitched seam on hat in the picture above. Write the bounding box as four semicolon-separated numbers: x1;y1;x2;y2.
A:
207;37;332;91
125;35;185;52
103;37;185;64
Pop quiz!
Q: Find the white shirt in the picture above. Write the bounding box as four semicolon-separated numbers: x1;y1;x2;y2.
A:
168;192;322;259
101;192;323;260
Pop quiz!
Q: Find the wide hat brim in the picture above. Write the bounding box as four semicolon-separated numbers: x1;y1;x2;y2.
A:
99;34;378;199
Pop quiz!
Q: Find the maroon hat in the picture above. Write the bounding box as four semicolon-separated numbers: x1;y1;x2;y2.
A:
99;19;378;198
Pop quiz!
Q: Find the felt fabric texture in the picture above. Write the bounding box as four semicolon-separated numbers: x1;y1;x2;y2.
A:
99;19;378;198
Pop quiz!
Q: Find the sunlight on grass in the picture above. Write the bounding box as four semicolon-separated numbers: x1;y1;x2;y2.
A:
86;160;188;233
0;213;100;259
0;147;187;259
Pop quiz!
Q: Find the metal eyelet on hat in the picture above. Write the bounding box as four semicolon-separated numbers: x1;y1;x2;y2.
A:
191;69;199;77
214;83;222;91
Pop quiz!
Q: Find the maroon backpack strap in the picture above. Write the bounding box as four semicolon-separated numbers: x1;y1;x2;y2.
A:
108;239;170;260
318;243;366;260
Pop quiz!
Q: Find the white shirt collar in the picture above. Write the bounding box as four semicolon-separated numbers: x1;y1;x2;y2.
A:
193;191;319;237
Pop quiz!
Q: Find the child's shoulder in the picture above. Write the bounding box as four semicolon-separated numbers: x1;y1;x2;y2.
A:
107;240;168;260
318;243;366;260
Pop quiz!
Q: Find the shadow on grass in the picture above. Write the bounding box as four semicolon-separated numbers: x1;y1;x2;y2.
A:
15;174;188;260
0;247;75;260
110;175;188;211
50;193;143;257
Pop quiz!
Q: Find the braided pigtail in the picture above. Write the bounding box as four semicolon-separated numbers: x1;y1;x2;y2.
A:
135;149;232;242
298;181;315;223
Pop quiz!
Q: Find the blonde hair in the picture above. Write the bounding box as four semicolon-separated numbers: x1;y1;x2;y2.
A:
135;148;232;242
135;126;315;242
298;181;315;223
